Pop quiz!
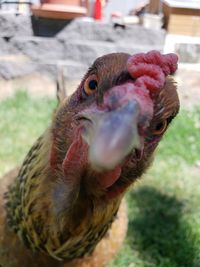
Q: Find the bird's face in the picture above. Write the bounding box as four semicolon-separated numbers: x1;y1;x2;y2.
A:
52;52;179;200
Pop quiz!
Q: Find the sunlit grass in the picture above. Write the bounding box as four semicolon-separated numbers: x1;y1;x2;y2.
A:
0;91;200;267
110;107;200;267
0;91;56;175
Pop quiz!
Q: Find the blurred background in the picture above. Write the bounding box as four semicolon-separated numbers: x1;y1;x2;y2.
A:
0;1;200;267
0;0;199;102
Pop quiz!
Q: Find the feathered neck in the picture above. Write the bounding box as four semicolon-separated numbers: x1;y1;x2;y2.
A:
5;129;122;261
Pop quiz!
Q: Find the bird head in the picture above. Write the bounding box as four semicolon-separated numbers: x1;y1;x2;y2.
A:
51;51;179;200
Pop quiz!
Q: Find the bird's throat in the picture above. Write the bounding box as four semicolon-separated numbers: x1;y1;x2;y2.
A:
62;135;88;182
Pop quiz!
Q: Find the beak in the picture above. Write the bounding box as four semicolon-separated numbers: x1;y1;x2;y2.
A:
81;100;141;171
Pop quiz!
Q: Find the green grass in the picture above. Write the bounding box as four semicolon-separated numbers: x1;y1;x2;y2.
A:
109;107;200;267
0;91;200;267
0;91;56;175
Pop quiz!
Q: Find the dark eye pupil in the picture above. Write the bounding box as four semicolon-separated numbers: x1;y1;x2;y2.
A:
88;80;98;90
156;122;164;131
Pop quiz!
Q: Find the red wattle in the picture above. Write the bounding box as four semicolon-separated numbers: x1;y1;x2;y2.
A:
62;136;88;181
106;181;131;200
97;167;122;188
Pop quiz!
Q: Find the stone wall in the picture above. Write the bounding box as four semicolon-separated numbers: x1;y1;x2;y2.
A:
0;14;165;98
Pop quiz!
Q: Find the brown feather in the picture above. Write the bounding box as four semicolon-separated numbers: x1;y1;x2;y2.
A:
0;52;179;267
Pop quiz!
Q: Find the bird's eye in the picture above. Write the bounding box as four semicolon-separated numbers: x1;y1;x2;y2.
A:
153;120;168;135
84;75;98;96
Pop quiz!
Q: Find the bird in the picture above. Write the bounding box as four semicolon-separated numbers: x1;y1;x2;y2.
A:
0;50;179;267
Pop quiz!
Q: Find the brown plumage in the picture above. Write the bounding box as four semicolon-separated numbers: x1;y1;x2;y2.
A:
0;51;179;267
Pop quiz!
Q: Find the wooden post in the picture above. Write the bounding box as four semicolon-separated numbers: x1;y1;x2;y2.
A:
148;0;160;14
56;66;67;104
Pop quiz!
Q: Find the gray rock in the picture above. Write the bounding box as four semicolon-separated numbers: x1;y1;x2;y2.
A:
10;36;65;63
57;20;120;43
57;19;166;46
0;14;32;37
115;25;166;46
62;40;117;65
175;43;200;63
0;61;36;80
116;44;163;54
0;38;17;54
56;60;88;80
0;16;166;82
57;19;165;67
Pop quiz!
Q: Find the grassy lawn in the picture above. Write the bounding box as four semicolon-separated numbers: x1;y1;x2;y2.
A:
0;91;200;267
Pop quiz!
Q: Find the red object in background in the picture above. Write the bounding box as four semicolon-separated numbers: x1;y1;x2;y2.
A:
94;0;102;20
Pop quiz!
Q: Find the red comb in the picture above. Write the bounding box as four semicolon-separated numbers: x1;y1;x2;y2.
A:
127;50;178;93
